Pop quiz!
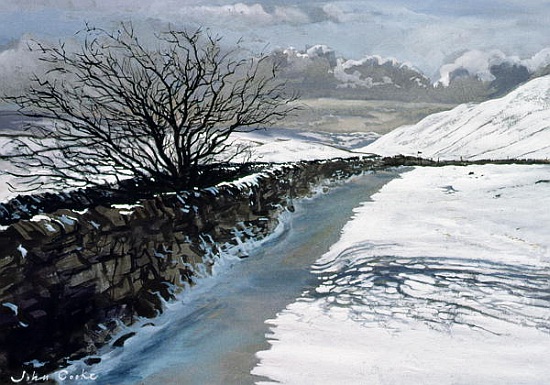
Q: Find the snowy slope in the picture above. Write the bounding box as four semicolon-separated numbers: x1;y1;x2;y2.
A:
230;128;378;163
363;75;550;160
253;164;550;385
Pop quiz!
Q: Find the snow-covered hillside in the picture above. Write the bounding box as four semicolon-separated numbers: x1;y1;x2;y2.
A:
230;128;378;163
363;75;550;160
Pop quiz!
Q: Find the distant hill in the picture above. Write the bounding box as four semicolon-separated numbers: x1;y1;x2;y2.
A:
362;75;550;160
272;46;548;104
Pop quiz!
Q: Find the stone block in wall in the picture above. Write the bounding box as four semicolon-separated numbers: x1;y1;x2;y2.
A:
92;205;129;229
109;237;129;258
10;221;50;241
50;210;80;233
0;255;16;270
132;250;152;270
89;263;115;295
113;253;133;278
131;273;144;294
162;265;182;287
55;252;89;273
110;276;135;302
67;267;99;288
139;198;168;219
29;265;61;290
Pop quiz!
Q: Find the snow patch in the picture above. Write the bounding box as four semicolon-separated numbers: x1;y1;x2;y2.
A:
17;244;27;258
2;302;18;315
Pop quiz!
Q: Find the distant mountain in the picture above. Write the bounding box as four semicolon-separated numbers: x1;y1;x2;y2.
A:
272;46;549;104
362;75;550;160
272;46;435;102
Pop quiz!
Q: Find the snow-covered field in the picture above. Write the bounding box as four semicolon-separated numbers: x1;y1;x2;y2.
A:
363;75;550;160
252;76;550;384
253;164;550;385
230;128;378;163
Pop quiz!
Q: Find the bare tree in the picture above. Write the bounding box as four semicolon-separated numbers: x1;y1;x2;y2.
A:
1;23;298;191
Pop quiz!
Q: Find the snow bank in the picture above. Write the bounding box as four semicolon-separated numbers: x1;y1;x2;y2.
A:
253;164;550;385
363;75;550;160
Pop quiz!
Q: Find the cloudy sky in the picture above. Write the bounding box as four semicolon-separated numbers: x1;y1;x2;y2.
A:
0;0;549;79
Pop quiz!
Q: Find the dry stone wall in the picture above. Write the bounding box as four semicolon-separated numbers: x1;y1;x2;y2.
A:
0;157;382;378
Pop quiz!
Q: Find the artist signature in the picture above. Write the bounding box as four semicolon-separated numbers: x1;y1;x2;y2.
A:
10;369;98;383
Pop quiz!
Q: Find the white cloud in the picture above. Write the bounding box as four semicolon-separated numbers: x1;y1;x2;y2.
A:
0;0;135;12
522;48;550;72
0;37;44;93
437;47;550;86
0;1;548;83
191;3;273;24
437;50;508;86
322;3;350;23
273;6;310;25
144;2;310;27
